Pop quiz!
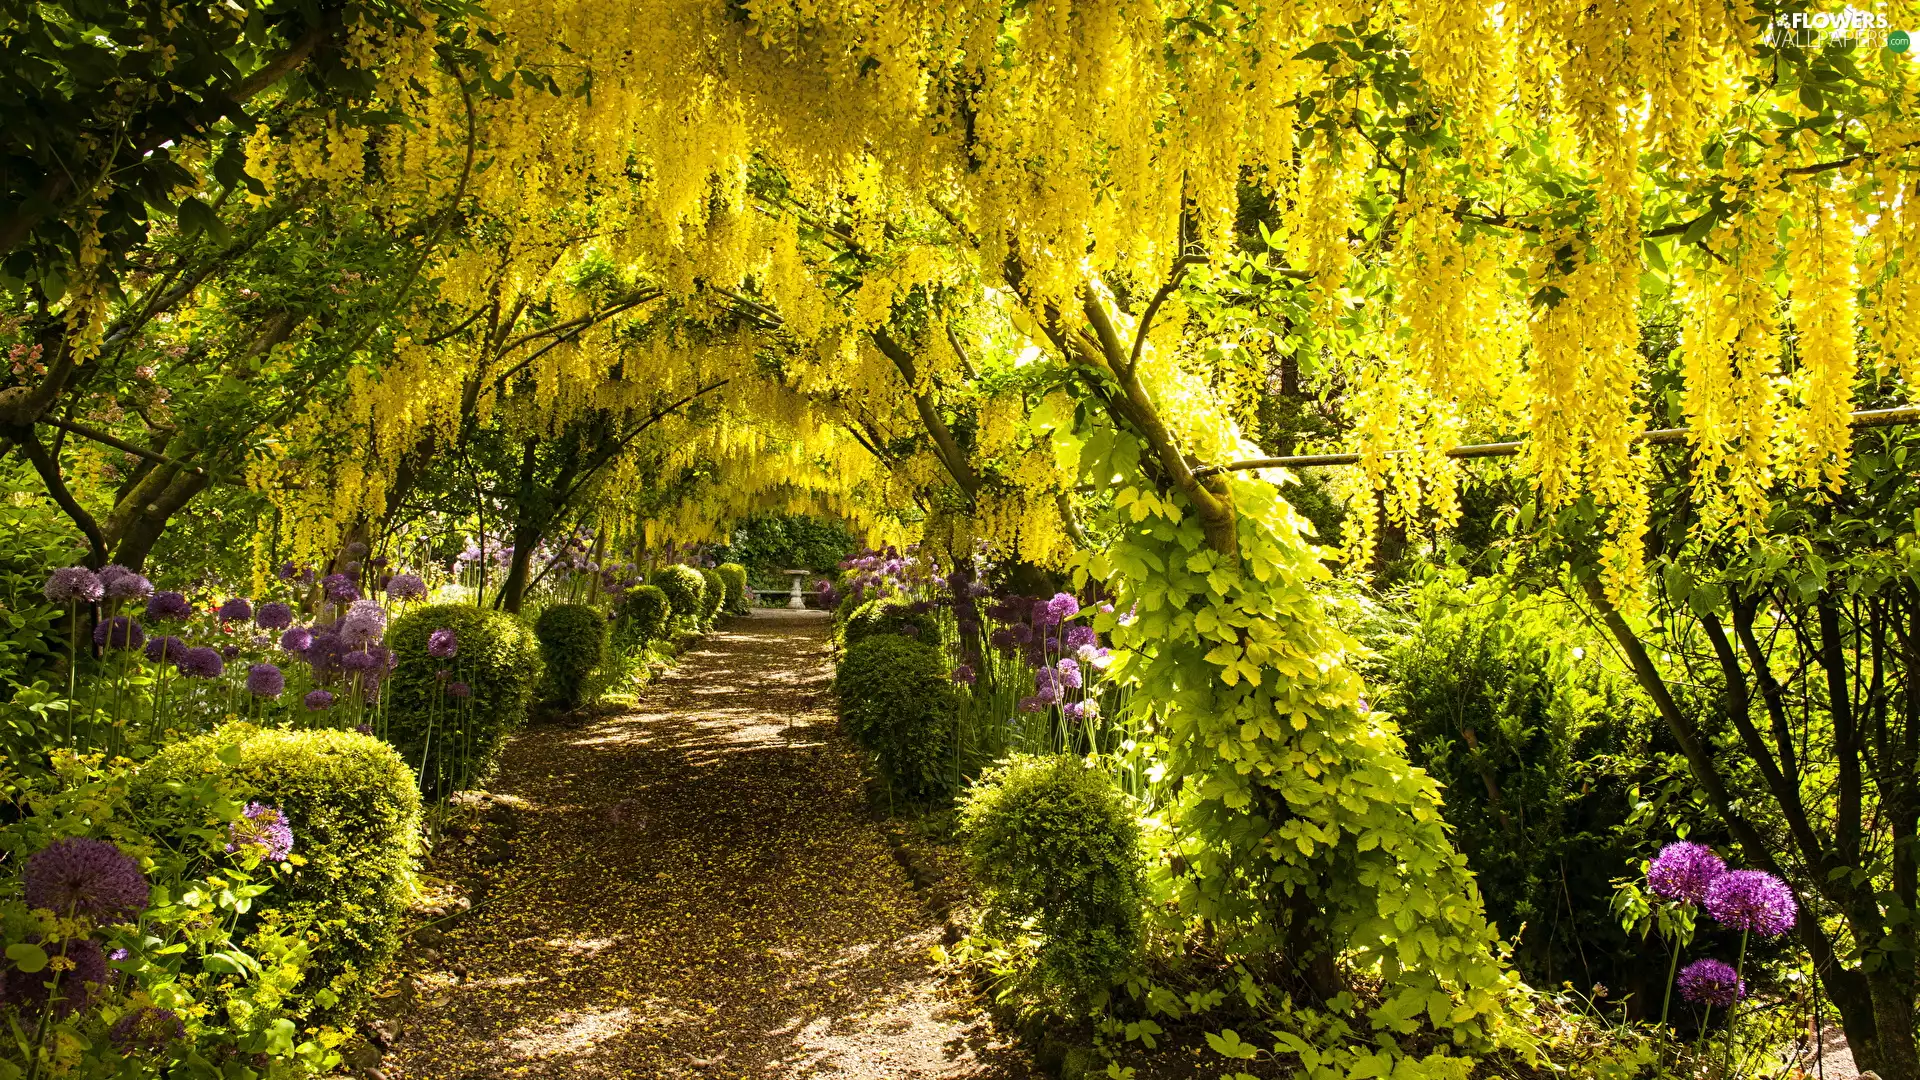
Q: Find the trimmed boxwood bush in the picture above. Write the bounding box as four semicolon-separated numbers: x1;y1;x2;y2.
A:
715;562;749;613
833;634;955;801
655;564;706;627
698;566;726;624
386;604;541;800
535;602;606;708
958;754;1145;1006
842;595;939;650
139;724;421;1018
616;584;671;642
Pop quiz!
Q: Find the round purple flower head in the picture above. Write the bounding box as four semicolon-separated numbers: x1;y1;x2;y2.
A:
341;599;387;644
1647;841;1725;905
216;597;252;623
97;565;153;602
143;634;183;664
320;573;359;604
950;664;976;686
23;837;149;922
44;567;103;604
144;590;191;622
354;722;373;735
386;572;428;601
346;541;369;558
93;616;145;651
254;601;293;630
279;626;312;653
110;1005;185;1053
218;642;239;660
448;681;471;699
4;936;107;1017
226;803;294;861
1064;624;1097;651
1675;958;1745;1007
341;650;379;675
246;663;285;698
176;646;223;679
1705;870;1797;937
276;560;301;582
304;688;335;711
1047;592;1080;622
427;628;457;658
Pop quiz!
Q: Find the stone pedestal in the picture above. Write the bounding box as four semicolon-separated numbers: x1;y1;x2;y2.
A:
786;570;809;609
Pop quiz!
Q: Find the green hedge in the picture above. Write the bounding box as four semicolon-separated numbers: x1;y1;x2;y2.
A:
385;604;541;800
958;754;1145;1006
139;724;422;1019
842;595;939;650
615;584;671;642
655;565;706;628
833;634;955;801
698;566;726;624
535;603;606;708
715;562;748;614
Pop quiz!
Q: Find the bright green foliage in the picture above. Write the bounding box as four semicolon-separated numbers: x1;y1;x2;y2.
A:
386;604;542;800
715;562;749;613
138;724;421;1019
841;596;938;650
655;565;706;627
959;754;1145;1007
698;566;726;624
616;584;672;641
715;513;858;580
1040;398;1526;1064
1381;575;1667;993
535;603;607;708
0;466;80;696
833;635;955;801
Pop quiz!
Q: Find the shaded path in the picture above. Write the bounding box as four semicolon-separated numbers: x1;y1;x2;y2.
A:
384;609;1034;1080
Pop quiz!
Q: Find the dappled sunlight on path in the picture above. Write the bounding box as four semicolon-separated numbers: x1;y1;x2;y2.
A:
383;610;1034;1079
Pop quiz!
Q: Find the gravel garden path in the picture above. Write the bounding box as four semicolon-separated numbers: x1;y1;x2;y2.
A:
380;609;1036;1080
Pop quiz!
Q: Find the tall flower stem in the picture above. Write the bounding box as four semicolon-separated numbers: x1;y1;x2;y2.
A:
1660;934;1681;1026
1721;929;1750;1077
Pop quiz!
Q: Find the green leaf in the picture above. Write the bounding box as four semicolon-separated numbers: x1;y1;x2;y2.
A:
5;943;48;973
1205;1028;1260;1060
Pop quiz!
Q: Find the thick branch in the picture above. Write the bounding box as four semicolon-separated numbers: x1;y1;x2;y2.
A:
871;329;980;499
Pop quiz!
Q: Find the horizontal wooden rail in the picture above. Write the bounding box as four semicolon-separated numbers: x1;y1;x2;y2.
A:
1190;405;1920;477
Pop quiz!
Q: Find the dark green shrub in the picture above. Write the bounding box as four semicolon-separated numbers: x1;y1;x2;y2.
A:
385;604;541;799
139;724;421;1018
535;602;607;708
616;584;671;641
833;635;955;800
715;562;748;613
958;755;1145;1007
655;564;705;627
842;595;939;650
698;566;726;624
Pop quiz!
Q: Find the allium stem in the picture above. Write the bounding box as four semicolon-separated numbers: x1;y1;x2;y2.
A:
1660;931;1681;1026
1722;929;1749;1077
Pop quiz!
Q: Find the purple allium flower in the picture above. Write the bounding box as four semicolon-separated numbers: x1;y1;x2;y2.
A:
1676;958;1745;1007
176;646;223;679
1064;624;1097;651
427;628;457;658
303;689;334;711
1017;694;1045;713
320;573;359;603
254;601;293;630
217;643;239;660
98;565;153;602
448;681;471;698
370;556;389;569
354;722;372;735
386;572;427;601
4;936;107;1016
93;616;145;651
44;567;103;604
245;663;285;698
276;561;300;582
23;837;149;922
109;1005;185;1053
108;948;129;961
1648;841;1725;904
216;597;252;622
225;802;294;861
1056;657;1083;689
950;664;976;686
144;590;191;621
279;626;312;653
340;650;379;675
1009;623;1033;645
143;634;183;664
1063;700;1087;720
1047;592;1080;622
988;627;1013;649
341;599;387;644
1705;870;1797;937
346;541;369;558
